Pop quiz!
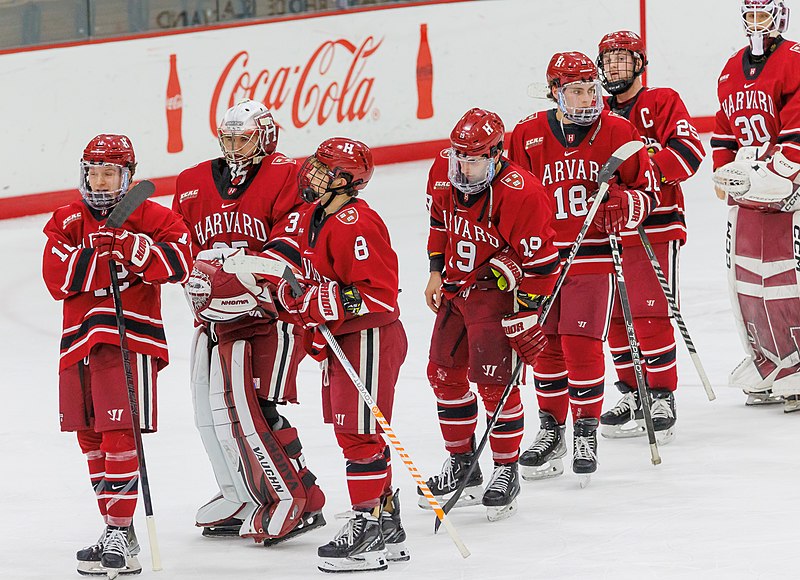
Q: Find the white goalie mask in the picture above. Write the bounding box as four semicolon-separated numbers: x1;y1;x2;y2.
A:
217;99;279;184
741;0;790;56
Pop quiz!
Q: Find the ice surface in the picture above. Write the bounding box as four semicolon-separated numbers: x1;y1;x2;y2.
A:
1;139;797;579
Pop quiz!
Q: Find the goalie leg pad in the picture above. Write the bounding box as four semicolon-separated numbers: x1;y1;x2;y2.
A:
726;207;800;391
212;340;317;541
190;327;251;527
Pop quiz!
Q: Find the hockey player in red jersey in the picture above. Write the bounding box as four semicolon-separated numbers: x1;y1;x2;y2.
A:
596;30;706;440
267;138;408;572
509;52;658;482
43;134;192;575
711;0;800;413
424;107;561;520
173;99;326;544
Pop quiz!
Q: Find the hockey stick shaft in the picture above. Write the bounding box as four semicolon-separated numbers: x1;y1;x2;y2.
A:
636;226;715;401
609;234;661;465
435;140;646;528
279;273;469;558
105;182;162;571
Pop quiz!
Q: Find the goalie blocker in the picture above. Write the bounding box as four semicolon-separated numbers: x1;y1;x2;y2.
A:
187;252;325;542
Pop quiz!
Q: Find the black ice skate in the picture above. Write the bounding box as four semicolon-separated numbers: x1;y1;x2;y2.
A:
317;510;388;573
263;510;326;547
573;418;599;489
77;526;140;577
380;489;410;562
600;381;645;439
417;451;483;509
519;410;567;480
650;388;677;444
482;462;520;522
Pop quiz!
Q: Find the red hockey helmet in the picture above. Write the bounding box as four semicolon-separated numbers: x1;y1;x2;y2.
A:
546;52;598;88
449;107;505;158
79;134;136;210
299;138;374;202
448;108;505;195
546;52;603;126
597;31;648;95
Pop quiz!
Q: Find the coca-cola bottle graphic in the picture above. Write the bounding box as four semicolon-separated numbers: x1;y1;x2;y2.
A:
416;23;433;120
166;53;184;153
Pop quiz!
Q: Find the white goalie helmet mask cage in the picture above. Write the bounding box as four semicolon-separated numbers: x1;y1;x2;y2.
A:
217;98;279;183
741;0;790;56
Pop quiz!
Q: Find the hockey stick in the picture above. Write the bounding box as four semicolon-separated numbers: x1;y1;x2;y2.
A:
434;140;647;530
609;233;661;465
105;180;163;571
221;254;470;558
636;226;716;401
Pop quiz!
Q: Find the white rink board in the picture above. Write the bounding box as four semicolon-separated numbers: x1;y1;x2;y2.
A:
3;0;796;201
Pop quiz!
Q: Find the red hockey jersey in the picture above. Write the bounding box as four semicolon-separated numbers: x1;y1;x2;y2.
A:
43;197;192;371
606;87;705;245
173;153;305;263
296;198;400;336
426;151;560;297
712;38;800;170
509;109;657;273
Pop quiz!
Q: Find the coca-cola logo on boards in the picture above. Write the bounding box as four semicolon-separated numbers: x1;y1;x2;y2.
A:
210;36;382;134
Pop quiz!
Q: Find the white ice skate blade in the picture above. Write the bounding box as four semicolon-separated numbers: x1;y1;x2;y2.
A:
744;389;784;405
578;474;592;489
386;541;410;562
520;458;564;481
601;421;645;439
417;485;483;510
318;550;388;573
486;498;518;522
656;427;676;445
784;399;800;413
77;556;141;577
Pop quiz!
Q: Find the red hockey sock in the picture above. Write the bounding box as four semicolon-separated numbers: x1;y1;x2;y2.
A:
533;335;569;425
608;317;678;391
638;317;678;392
608;318;636;387
101;430;138;527
427;362;476;454
562;335;605;421
478;384;523;463
337;433;388;510
77;430;107;520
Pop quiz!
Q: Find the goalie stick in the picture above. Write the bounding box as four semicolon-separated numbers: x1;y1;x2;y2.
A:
105;180;163;572
221;253;471;558
433;140;648;529
636;225;715;401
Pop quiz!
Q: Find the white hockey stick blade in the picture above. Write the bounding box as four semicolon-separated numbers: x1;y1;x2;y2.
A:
221;254;292;278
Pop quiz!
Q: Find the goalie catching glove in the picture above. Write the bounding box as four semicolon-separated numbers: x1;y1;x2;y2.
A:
90;228;152;272
712;144;800;211
501;292;547;365
592;183;650;233
185;251;278;323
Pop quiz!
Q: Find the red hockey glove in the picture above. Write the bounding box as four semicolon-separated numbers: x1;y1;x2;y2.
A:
303;328;329;363
488;247;523;292
502;311;547;365
90;228;152;272
592;184;650;234
276;279;344;329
